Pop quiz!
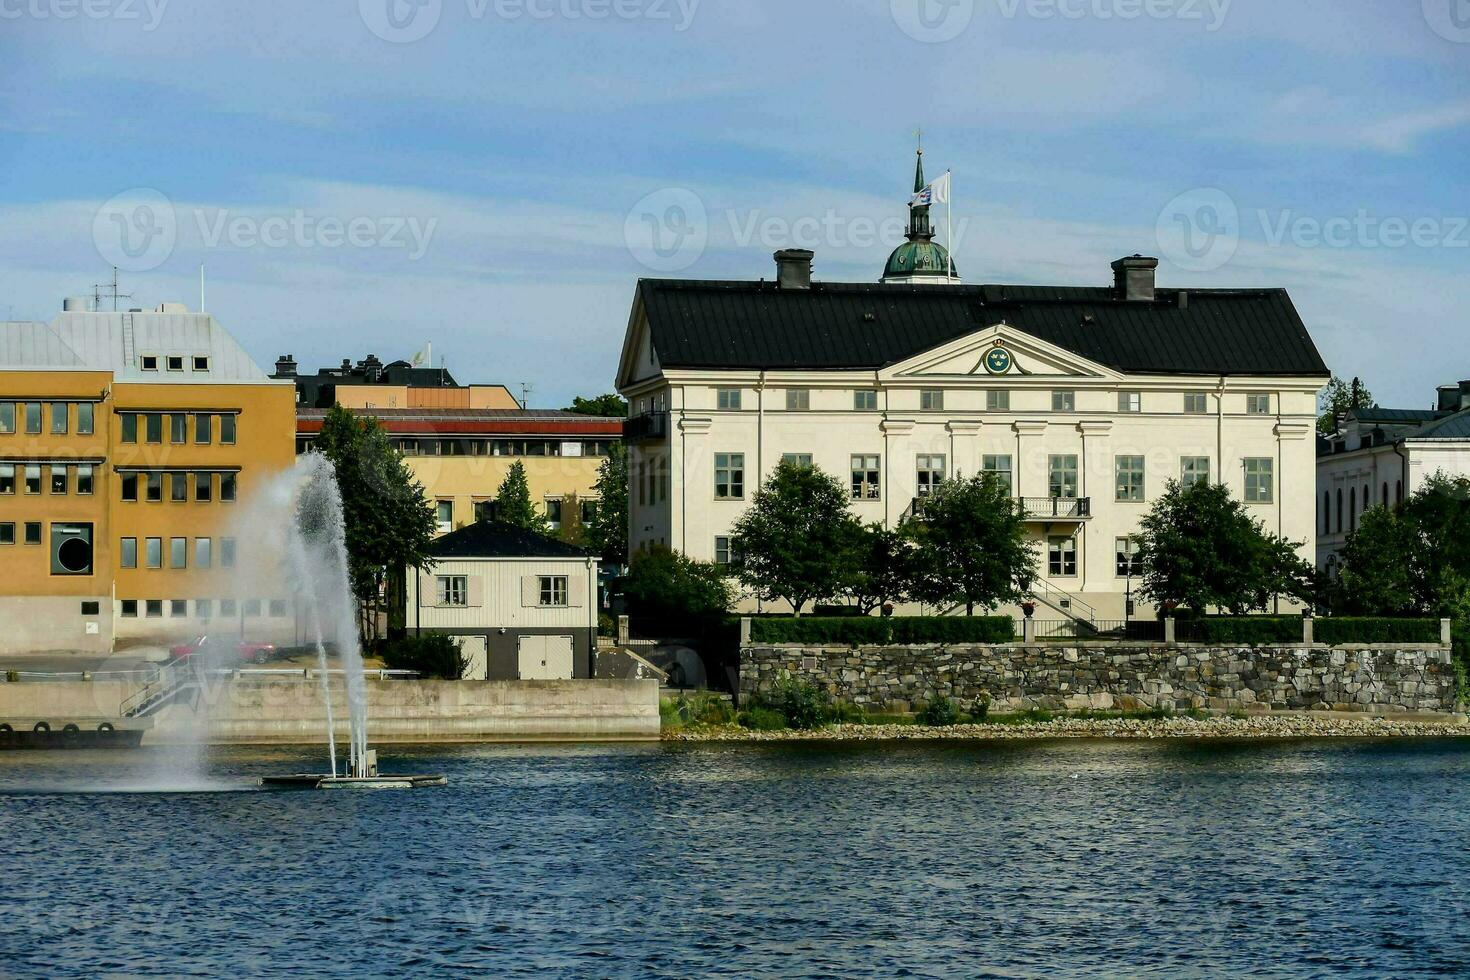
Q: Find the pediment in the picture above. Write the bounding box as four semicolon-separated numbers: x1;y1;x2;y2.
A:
882;323;1123;382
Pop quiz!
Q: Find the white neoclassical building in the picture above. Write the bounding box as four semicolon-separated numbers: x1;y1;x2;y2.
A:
615;166;1329;623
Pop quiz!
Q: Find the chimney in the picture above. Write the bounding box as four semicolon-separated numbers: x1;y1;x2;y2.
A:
1461;380;1470;412
1111;254;1159;302
274;354;298;378
774;249;814;290
62;296;90;312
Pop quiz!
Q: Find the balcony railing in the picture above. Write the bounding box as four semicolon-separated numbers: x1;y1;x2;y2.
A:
623;411;668;442
904;495;1091;523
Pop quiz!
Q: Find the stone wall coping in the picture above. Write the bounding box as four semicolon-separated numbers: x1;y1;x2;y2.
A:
747;642;1449;652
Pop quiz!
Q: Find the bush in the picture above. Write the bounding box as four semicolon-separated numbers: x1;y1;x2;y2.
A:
623;547;733;634
1315;617;1440;645
380;632;470;680
1184;616;1302;645
917;696;959;726
598;613;617;638
1176;615;1440;646
661;690;735;728
759;676;832;730
738;706;788;731
748;615;1014;646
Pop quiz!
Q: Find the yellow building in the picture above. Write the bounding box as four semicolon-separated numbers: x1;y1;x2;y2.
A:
1;305;296;655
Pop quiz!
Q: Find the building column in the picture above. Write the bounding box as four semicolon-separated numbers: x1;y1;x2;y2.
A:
881;418;914;528
946;421;983;480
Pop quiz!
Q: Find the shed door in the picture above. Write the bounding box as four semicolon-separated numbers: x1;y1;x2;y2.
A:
517;635;575;680
454;635;489;681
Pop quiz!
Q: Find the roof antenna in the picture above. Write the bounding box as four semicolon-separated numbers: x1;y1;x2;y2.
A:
519;382;534;410
90;266;133;313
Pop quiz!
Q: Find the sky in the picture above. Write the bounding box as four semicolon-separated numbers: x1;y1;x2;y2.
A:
0;0;1467;409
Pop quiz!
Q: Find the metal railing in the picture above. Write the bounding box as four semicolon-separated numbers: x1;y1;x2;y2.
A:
623;411;668;442
1030;580;1098;625
1018;496;1091;520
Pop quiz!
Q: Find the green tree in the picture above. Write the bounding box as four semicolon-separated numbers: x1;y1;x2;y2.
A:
845;522;916;615
585;443;629;566
1318;375;1375;435
493;461;550;535
1135;479;1314;614
904;474;1038;615
622;546;732;632
1329;505;1418;615
556;493;586;546
565;394;628;418
311;406;437;643
730;461;862;615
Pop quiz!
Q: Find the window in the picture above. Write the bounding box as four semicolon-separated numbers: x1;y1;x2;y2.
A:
81;600;100;616
986;389;1010;411
0;464;11;495
77;465;93;495
920;389;945;411
1350;488;1357;530
1115;537;1141;577
195;538;212;569
916;454;946;496
50;402;68;434
545;499;563;528
1048;455;1078;499
0;523;12;545
850;455;881;500
220;414;236;445
145;600;163;618
435;500;453;533
1243;458;1274;503
982;455;1013;494
140;355;159;371
170;414;187;444
243;599;261;618
220;473;237;503
220;598;237;617
49;465;67;495
170;599;187;617
77;402;93;435
581;499;598;525
121;473;138;502
1335;488;1343;533
121;538;138;568
1115;456;1145;502
1118;391;1141;413
854;390;878;411
1180;456;1211;487
1184;392;1209;414
193;355;210;372
437;575;468;606
538;575;569;607
170;538;187;569
1323;491;1332;534
785;388;810;411
166;355;185;372
781;453;813;468
24;402;41;434
1052;390;1075;412
195;472;212;502
121;413;137;443
1246;393;1271;415
23;521;41;545
145;413;162;444
170;472;188;503
195;414;212;444
716;388;742;411
714;453;744;499
24;465;40;495
145;537;162;568
1048;536;1077;577
0;402;12;433
714;536;736;567
197;599;213;619
146;473;162;502
268;599;288;618
120;600;137;618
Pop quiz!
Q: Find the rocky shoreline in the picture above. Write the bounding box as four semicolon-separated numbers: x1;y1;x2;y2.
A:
664;714;1470;742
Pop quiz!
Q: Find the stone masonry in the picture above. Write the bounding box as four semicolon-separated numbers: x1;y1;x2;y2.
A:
740;644;1460;715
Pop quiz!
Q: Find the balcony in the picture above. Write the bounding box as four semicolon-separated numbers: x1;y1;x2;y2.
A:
623;411;668;443
905;495;1091;523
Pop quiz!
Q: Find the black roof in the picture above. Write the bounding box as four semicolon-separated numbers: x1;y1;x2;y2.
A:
637;280;1330;378
428;522;592;560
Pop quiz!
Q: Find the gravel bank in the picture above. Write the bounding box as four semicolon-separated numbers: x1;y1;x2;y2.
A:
664;714;1470;741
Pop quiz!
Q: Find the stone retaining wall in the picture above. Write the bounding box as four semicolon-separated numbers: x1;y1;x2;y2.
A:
740;644;1460;715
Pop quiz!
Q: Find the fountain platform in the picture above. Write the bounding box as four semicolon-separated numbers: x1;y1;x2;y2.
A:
259;773;447;790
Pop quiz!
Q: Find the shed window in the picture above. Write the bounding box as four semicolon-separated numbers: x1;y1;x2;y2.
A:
538;576;569;607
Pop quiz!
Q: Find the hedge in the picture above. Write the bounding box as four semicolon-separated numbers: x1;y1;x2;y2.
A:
749;615;1015;646
1179;615;1442;646
1315;617;1441;645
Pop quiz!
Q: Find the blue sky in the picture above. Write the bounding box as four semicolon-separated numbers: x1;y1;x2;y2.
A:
1;0;1467;408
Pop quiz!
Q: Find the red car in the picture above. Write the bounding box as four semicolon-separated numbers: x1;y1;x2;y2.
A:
170;635;277;666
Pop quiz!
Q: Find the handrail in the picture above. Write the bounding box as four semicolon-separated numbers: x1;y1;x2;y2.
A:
1031;580;1098;624
905;495;1093;523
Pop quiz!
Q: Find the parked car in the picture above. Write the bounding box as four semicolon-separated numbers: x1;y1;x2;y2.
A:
169;635;277;666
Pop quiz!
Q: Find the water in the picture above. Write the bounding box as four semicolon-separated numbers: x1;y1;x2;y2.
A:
2;739;1469;978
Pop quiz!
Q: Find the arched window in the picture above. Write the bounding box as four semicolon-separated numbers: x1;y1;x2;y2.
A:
1363;485;1369;510
1336;488;1343;533
1382;482;1389;507
1397;480;1404;505
1350;490;1357;531
1323;491;1331;534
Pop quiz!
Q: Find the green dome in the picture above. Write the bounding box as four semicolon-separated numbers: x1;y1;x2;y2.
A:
883;239;957;280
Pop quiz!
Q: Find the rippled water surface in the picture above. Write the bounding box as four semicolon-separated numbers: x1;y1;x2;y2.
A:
3;738;1470;978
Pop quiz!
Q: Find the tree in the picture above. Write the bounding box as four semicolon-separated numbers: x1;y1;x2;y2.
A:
904;474;1038;615
1329;505;1418;615
1318;375;1375;435
566;394;628;418
622;546;732;633
493;461;550;535
312;406;438;644
556;493;586;546
1134;479;1314;614
845;522;916;615
585;443;629;567
730;461;862;615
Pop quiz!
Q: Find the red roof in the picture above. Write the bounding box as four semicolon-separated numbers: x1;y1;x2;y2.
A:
295;409;622;438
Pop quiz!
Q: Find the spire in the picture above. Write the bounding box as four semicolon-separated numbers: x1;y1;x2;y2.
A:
906;143;932;242
913;130;926;194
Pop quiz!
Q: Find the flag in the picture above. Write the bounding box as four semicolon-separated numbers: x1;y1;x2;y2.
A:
410;341;432;367
910;171;951;207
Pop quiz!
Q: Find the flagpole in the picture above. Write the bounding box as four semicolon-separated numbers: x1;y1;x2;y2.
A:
945;169;953;281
